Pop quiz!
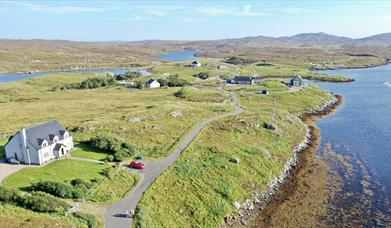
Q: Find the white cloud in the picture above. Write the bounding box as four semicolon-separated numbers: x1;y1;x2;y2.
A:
198;4;270;17
10;2;111;14
127;5;185;17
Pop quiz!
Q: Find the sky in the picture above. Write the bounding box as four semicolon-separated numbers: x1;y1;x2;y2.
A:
1;0;391;41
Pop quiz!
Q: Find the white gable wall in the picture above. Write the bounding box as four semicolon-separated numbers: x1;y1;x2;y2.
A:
148;81;160;88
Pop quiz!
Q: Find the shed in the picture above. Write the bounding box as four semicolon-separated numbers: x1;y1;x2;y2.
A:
146;79;160;88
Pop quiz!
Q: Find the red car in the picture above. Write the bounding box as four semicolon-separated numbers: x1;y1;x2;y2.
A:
130;160;145;169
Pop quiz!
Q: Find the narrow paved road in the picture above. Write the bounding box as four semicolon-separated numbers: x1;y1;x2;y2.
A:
104;93;244;228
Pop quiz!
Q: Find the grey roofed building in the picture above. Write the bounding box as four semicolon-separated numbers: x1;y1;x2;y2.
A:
290;75;304;87
25;120;68;149
234;76;255;85
5;119;74;165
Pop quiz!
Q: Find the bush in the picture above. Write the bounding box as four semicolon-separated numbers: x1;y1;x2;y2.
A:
158;74;189;87
89;134;135;161
193;72;210;80
0;186;22;204
71;178;93;189
115;71;142;81
106;154;114;162
59;76;116;90
72;212;98;228
22;191;70;213
174;88;186;98
32;181;87;199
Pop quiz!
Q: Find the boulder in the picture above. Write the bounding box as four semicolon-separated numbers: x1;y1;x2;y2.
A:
170;111;182;117
230;158;240;164
264;122;278;130
129;117;141;123
233;201;241;210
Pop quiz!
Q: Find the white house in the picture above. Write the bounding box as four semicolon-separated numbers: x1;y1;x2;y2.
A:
146;79;160;88
290;75;304;87
5;120;74;165
191;61;201;67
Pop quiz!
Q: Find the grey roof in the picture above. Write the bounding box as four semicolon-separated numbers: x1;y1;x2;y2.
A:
24;120;67;149
234;76;253;82
292;75;303;81
53;143;66;151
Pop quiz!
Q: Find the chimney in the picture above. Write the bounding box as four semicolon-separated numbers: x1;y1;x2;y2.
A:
19;128;31;165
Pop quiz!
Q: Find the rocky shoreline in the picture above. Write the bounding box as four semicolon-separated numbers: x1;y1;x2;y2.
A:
223;94;343;227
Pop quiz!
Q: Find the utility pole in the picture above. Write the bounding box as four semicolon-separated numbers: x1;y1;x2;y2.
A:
272;96;277;122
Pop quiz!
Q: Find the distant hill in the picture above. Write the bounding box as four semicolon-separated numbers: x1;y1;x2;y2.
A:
355;33;391;46
277;32;352;45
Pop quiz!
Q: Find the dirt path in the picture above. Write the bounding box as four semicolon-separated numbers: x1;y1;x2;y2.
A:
104;93;244;228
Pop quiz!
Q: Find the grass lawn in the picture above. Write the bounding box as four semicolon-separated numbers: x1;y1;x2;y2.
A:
2;159;109;190
87;168;140;203
0;204;91;228
135;85;334;227
71;142;109;161
224;80;289;93
0;73;231;159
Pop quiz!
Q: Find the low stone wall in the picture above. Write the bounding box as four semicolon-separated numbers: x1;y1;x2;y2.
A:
224;94;340;226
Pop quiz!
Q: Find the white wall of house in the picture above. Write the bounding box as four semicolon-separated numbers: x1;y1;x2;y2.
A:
148;80;160;88
5;131;74;165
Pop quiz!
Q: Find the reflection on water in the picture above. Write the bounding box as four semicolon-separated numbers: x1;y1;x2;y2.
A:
316;64;391;225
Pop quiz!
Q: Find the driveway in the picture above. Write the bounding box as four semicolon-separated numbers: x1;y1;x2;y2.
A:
104;93;244;228
0;162;28;184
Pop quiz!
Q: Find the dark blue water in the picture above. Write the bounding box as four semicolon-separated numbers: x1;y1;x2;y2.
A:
0;68;151;84
316;64;391;222
158;50;198;62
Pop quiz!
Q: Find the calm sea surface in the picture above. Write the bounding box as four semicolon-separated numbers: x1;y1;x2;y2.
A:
316;64;391;223
158;50;198;62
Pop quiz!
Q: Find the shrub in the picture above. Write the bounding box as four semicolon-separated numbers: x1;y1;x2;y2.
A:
0;186;22;204
59;76;116;90
89;134;135;161
72;212;98;228
32;181;88;199
115;71;142;81
174;88;186;98
158;74;189;87
71;178;93;189
193;72;210;80
106;154;114;162
33;181;75;199
21;191;70;213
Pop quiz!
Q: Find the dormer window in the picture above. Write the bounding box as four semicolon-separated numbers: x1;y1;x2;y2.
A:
38;138;48;148
49;134;59;143
59;130;69;139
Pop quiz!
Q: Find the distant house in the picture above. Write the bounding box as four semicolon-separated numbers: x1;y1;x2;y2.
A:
146;79;160;88
290;75;304;87
5;120;74;165
234;76;254;85
258;90;270;95
191;61;201;67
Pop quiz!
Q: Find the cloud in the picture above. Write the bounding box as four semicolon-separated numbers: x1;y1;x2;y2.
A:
10;2;111;14
127;5;185;17
198;4;270;17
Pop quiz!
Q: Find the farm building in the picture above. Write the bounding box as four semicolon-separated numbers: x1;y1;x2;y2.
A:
191;61;201;67
146;79;160;88
233;76;255;85
290;75;304;87
5;120;74;165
